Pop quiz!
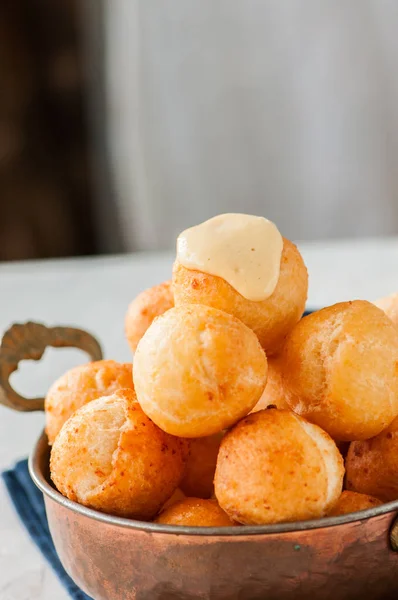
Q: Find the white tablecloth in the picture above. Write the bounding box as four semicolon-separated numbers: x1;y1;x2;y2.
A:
1;239;398;599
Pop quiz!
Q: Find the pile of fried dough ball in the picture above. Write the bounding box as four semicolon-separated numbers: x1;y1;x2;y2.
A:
48;225;398;527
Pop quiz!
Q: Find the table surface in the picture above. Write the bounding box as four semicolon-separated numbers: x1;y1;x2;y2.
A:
1;238;398;600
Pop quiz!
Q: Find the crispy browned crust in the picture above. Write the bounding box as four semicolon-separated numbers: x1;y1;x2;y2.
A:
45;360;134;445
281;300;398;441
346;415;398;502
50;389;188;519
172;239;308;355
214;409;344;525
327;491;382;516
133;304;267;438
125;281;174;353
155;497;236;527
180;432;224;498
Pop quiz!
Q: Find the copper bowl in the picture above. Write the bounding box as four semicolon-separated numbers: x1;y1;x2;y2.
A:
29;431;398;600
2;322;398;599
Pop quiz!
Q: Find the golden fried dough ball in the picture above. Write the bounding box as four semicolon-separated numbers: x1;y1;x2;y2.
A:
345;416;398;502
125;281;174;353
50;389;188;519
155;498;235;527
133;305;267;438
45;360;134;445
374;292;398;329
161;488;186;512
281;300;398;441
327;491;382;516
214;409;344;525
180;432;224;498
250;356;289;412
172;239;308;355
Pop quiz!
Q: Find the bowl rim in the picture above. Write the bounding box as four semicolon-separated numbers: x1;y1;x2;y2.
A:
30;429;398;537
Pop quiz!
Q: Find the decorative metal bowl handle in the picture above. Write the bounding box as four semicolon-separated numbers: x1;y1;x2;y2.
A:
0;322;103;412
391;515;398;552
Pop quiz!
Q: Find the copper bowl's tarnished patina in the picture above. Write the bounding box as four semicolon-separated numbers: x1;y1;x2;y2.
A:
2;322;398;599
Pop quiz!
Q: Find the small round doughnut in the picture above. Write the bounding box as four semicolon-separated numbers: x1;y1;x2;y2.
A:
154;498;236;527
50;389;188;519
125;281;174;352
374;292;398;329
45;360;134;445
180;432;224;498
327;491;382;516
133;304;267;437
345;416;398;502
281;300;398;441
172;238;308;355
214;408;344;525
250;356;289;412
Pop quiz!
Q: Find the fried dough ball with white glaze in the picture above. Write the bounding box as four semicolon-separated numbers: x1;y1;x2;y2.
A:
180;432;224;498
154;498;236;527
374;292;398;330
327;491;382;516
214;409;344;525
125;281;174;353
172;239;308;355
281;301;398;441
345;415;398;502
45;360;134;445
133;305;267;438
250;356;289;412
50;389;188;519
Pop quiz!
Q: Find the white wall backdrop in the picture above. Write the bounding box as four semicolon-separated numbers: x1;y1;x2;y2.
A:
104;0;398;250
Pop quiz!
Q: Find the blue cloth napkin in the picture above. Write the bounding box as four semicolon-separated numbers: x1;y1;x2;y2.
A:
2;459;92;600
